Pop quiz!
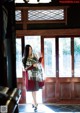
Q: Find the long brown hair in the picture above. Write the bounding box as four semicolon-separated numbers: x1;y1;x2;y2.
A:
22;44;32;68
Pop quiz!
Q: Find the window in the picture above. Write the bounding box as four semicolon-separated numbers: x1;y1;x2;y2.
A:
44;38;56;77
59;38;71;77
74;37;80;77
15;10;22;21
15;6;67;25
15;0;25;3
16;38;22;78
28;9;64;21
15;0;51;3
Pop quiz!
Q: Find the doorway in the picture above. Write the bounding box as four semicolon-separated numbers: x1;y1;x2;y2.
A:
25;35;42;104
16;36;43;104
26;89;42;104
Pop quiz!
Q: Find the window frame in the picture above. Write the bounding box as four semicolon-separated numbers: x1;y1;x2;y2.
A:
15;6;68;25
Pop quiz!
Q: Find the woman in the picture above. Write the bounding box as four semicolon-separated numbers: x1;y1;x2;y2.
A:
22;44;44;112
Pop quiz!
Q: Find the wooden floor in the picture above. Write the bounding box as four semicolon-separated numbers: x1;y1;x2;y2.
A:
19;104;80;113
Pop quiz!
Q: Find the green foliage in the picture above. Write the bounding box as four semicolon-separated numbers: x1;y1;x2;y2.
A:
62;38;70;54
74;39;80;55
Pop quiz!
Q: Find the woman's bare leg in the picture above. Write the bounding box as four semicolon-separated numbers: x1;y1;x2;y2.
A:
32;91;37;106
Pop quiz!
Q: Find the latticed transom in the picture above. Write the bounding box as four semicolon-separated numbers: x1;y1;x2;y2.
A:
28;9;64;20
15;10;22;21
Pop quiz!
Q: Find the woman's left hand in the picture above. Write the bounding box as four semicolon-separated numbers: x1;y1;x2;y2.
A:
33;63;37;67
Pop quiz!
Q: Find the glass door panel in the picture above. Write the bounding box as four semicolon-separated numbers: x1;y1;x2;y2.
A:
74;37;80;77
44;38;56;77
16;38;22;78
59;38;72;77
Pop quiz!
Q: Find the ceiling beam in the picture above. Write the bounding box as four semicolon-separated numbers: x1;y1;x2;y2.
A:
16;29;80;37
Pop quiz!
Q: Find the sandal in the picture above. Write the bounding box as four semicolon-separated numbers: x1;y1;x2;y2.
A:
32;104;38;108
32;104;35;108
34;106;37;112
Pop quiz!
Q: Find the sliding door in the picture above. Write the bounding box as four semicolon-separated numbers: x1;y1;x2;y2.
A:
43;37;80;104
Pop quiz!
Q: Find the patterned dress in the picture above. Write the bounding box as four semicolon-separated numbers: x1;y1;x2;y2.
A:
26;55;44;91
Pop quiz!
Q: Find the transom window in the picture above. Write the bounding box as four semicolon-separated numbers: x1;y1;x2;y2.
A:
15;6;67;25
15;10;22;21
28;9;64;21
15;0;51;3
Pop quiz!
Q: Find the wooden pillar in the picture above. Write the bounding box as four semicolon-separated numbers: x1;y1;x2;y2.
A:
6;1;17;88
0;6;8;86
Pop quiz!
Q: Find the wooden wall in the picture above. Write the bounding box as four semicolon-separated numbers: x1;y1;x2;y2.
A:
43;78;80;104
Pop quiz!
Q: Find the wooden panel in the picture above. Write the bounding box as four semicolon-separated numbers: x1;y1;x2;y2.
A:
74;83;80;98
43;78;80;104
17;77;80;104
46;82;55;98
17;71;26;103
60;83;71;99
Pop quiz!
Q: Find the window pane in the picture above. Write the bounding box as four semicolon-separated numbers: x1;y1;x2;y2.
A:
16;39;22;78
15;10;22;21
74;37;80;77
59;38;71;77
44;38;56;77
15;0;51;3
15;0;25;3
28;9;64;20
25;36;41;58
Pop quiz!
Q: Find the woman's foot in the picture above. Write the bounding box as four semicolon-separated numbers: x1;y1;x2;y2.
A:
32;104;38;108
32;104;34;108
32;104;38;112
34;106;37;112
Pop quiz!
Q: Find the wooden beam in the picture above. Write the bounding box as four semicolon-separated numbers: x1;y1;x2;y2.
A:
16;29;80;37
15;6;68;10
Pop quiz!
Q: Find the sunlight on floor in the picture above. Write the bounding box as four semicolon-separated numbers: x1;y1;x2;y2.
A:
19;104;56;113
26;89;42;104
19;103;80;113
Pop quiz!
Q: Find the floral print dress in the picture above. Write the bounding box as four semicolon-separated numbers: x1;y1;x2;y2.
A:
26;55;44;91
